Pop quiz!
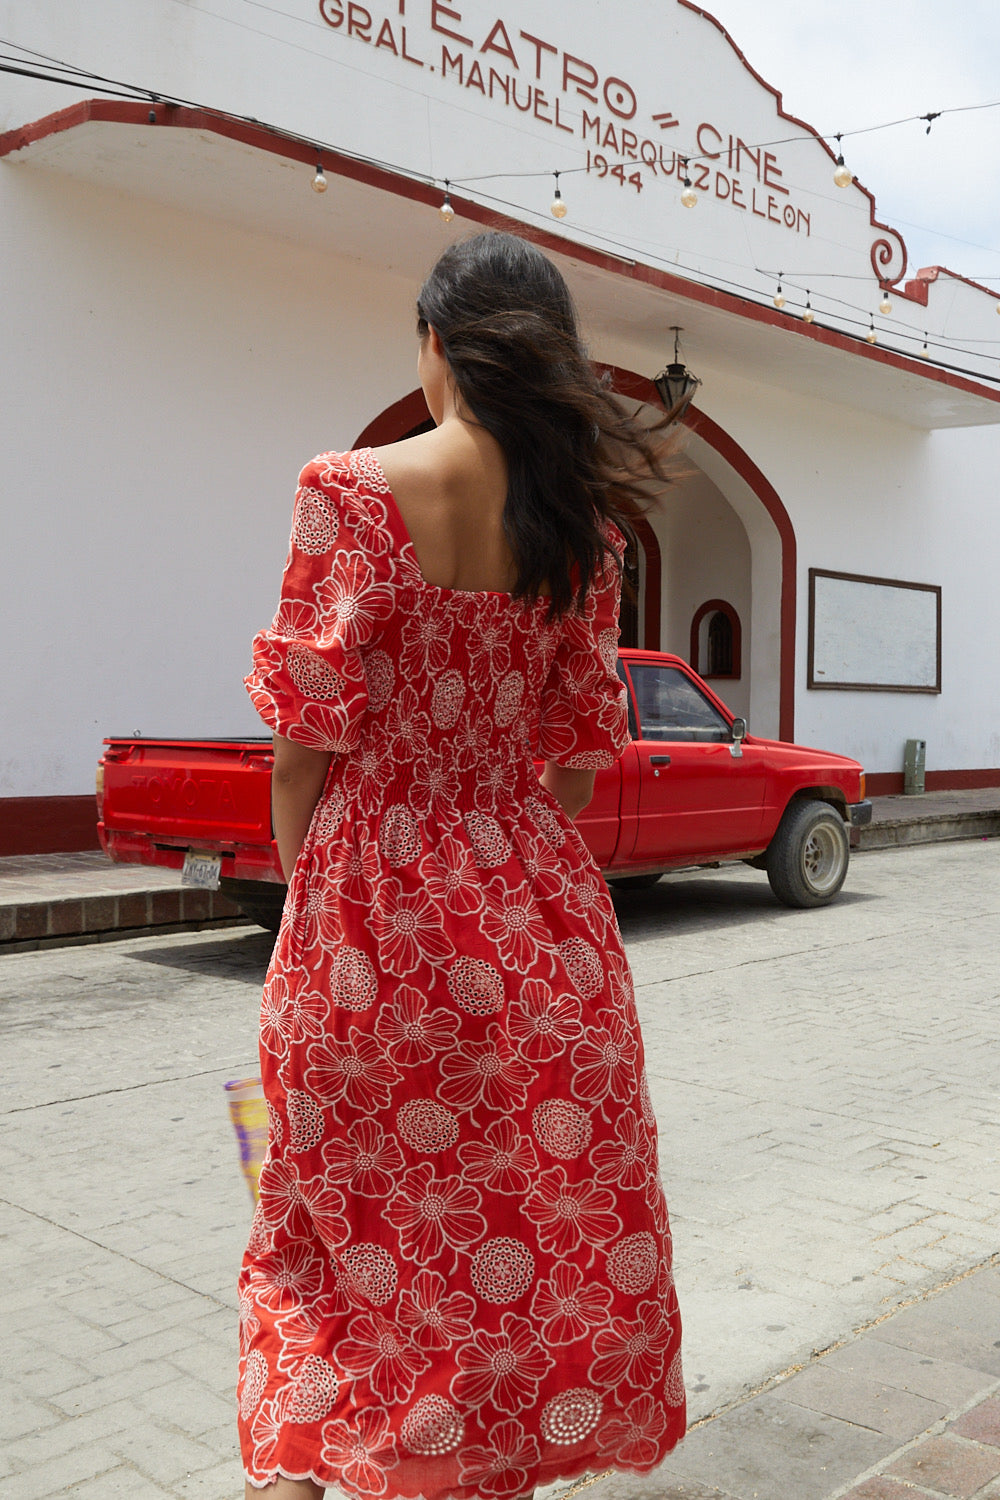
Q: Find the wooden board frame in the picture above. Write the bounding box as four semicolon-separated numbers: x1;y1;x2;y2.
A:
808;568;942;693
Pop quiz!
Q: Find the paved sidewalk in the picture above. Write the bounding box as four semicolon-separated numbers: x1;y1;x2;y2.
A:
2;787;997;949
648;1259;1000;1500
2;840;998;1497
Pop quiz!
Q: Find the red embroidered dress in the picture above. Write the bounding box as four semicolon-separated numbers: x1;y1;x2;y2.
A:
239;450;684;1496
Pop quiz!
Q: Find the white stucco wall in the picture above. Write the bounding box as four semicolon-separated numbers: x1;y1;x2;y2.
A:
686;359;1000;776
3;0;1000;813
646;473;753;723
0;165;421;798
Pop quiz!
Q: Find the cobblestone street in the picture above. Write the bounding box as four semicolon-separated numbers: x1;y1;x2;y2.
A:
2;839;998;1497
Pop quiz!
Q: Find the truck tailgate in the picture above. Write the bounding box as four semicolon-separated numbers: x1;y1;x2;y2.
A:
100;739;274;847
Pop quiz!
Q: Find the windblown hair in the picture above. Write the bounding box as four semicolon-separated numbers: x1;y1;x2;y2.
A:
416;231;677;617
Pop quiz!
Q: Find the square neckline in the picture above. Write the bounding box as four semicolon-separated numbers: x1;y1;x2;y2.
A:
364;448;551;608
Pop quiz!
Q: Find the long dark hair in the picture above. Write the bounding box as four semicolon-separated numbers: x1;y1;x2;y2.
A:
416;231;676;617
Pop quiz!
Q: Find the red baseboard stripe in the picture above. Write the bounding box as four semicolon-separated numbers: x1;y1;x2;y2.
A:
0;797;100;856
866;769;1000;797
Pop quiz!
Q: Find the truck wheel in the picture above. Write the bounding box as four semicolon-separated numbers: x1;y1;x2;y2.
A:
219;878;286;933
765;800;849;908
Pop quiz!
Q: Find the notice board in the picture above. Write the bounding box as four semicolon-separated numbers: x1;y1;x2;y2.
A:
808;569;941;692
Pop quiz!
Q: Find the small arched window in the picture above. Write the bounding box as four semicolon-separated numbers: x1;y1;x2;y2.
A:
690;599;742;679
707;611;733;676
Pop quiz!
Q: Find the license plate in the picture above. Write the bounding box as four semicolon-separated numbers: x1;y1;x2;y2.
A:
181;851;222;890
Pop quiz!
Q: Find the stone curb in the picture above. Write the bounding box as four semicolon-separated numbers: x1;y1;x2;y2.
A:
858;809;1000;850
0;887;244;949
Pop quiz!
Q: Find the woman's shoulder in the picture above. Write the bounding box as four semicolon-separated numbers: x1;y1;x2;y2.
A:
290;450;394;560
297;448;391;501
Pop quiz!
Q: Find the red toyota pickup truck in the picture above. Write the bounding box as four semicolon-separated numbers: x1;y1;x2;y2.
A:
97;649;870;928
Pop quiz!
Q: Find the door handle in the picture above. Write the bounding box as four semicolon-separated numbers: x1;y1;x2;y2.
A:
649;754;672;766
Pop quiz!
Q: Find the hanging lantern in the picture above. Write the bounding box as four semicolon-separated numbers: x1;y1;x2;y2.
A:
653;326;701;417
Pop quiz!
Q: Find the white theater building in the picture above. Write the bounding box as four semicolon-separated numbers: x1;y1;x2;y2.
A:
2;0;999;854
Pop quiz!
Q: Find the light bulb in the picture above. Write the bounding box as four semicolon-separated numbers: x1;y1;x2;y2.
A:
551;191;567;219
681;181;697;208
879;293;892;314
834;157;852;188
803;302;815;324
919;340;930;359
312;165;328;193
773;283;786;310
439;195;455;224
866;322;878;345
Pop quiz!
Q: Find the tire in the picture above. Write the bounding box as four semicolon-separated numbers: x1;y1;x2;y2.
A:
219;878;287;932
765;800;849;908
607;873;663;892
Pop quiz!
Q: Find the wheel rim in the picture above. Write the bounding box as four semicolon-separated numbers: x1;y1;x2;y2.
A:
802;822;845;894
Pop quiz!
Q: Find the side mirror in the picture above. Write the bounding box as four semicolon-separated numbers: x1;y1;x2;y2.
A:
731;717;747;741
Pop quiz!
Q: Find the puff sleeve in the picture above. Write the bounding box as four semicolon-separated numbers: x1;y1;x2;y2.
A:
536;524;632;769
245;458;391;753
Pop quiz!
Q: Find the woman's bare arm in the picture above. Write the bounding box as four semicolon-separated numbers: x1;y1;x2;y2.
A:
271;734;332;882
539;763;596;821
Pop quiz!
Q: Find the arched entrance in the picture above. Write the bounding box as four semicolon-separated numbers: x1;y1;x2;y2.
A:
355;372;796;741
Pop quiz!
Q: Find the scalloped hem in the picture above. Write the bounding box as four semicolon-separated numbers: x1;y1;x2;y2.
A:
243;1452;678;1497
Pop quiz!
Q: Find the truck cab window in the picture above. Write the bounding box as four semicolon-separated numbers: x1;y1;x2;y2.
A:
629;664;730;742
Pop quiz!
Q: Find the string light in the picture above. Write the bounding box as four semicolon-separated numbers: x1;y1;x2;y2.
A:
6;45;999;375
550;171;567;219
311;161;328;193
866;317;878;344
773;277;786;310
879;289;893;314
920;333;930;358
803;293;815;324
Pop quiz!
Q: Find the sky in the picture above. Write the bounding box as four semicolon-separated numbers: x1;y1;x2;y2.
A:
698;0;1000;283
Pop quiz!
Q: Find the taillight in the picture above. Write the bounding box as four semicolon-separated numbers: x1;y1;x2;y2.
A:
95;763;105;817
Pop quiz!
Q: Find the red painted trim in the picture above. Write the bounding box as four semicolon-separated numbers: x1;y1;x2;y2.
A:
354;389;431;448
678;2;913;292
690;598;743;679
0;796;99;856
4;100;998;410
905;265;1000;306
867;768;1000;797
